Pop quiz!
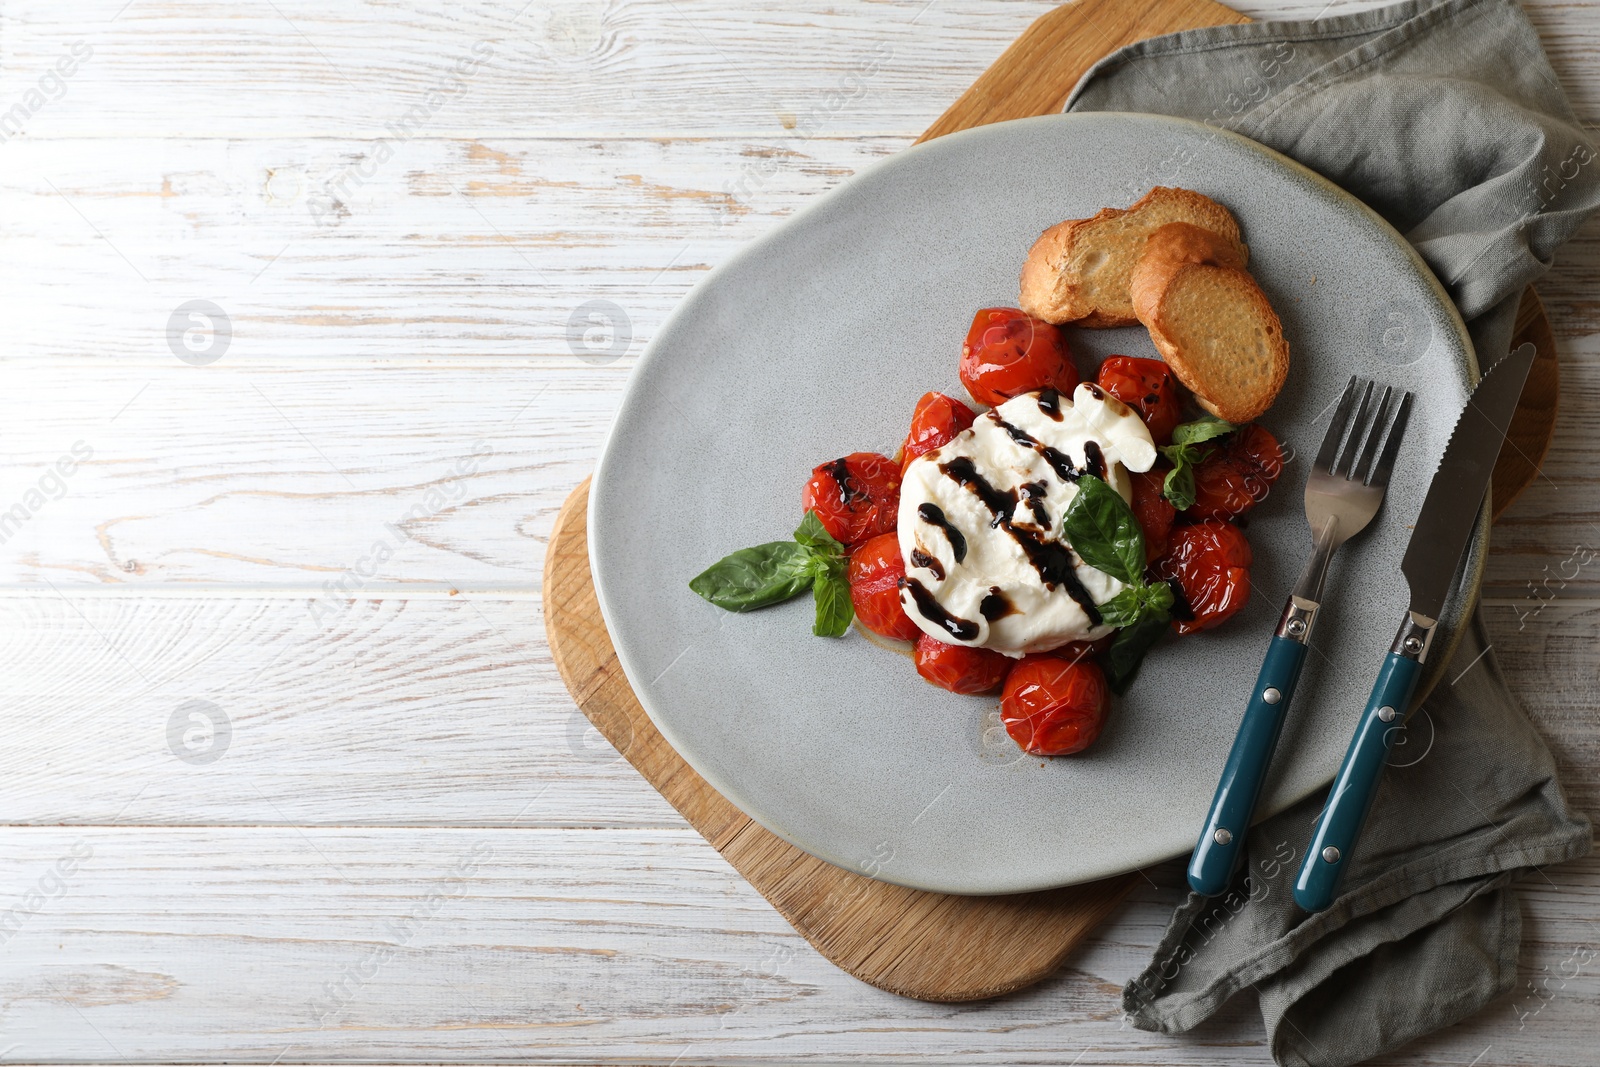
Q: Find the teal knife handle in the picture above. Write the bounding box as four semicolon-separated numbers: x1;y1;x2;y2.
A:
1293;651;1424;912
1188;635;1309;896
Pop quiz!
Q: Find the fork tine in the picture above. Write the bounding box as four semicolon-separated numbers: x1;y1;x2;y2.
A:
1366;390;1414;489
1350;385;1394;482
1332;379;1375;478
1314;376;1365;474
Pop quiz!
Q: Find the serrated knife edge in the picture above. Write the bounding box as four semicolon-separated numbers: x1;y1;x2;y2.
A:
1400;342;1537;622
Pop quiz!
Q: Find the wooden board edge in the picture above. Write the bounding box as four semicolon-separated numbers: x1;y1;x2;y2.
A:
916;0;1250;143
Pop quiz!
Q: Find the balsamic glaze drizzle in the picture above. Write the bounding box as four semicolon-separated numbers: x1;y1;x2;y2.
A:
979;587;1017;621
1036;388;1064;421
909;547;945;581
826;457;856;507
987;413;1087;485
934;455;1102;625
910;391;1132;628
915;503;967;563
903;577;979;641
1082;440;1107;481
1006;526;1103;625
1018;481;1051;530
938;457;1017;527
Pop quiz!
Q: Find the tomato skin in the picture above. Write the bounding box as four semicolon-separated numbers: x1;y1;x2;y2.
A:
1130;468;1176;562
914;634;1013;695
847;534;922;642
1095;356;1183;445
959;308;1078;408
1189;424;1285;521
902;392;977;471
1000;654;1111;756
801;452;901;545
1151;521;1254;635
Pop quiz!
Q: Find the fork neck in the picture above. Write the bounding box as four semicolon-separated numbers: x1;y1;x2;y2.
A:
1294;515;1341;602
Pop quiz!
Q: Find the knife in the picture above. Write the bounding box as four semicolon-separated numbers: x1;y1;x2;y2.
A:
1292;342;1537;912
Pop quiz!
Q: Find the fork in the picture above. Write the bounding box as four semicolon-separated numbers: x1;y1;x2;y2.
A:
1186;377;1413;897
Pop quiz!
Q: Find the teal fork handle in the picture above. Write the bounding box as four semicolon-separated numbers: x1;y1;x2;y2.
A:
1293;652;1424;911
1188;635;1309;896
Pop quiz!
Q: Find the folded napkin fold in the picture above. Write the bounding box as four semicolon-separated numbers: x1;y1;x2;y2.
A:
1062;1;1598;1063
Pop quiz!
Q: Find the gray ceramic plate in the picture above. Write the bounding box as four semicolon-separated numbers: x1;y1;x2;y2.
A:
589;113;1482;895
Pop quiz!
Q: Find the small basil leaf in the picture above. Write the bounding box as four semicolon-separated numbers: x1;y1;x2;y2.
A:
1157;442;1192;466
794;510;844;556
689;541;814;612
1145;579;1175;616
1162;460;1199;512
1097;578;1176;629
812;566;854;637
1096;588;1147;628
1061;475;1146;587
1171;414;1235;447
1105;615;1171;695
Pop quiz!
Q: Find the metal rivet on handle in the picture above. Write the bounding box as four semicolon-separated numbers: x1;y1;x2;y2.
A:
1378;705;1397;723
1263;687;1282;705
1214;827;1233;845
1287;618;1307;636
1403;636;1424;654
1322;846;1341;864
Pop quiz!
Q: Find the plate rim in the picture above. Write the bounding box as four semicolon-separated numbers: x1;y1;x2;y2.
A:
587;111;1482;894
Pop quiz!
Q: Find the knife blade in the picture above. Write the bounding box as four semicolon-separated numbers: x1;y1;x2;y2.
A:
1293;342;1537;912
1401;342;1538;624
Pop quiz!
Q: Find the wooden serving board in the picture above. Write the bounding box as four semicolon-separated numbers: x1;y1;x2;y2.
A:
544;0;1560;1003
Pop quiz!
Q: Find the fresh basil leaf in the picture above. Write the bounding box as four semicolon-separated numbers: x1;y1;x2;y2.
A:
1145;579;1175;616
689;541;814;612
1061;475;1146;587
1105;615;1171;695
1158;436;1224;512
1171;414;1235;447
1096;587;1146;628
1097;578;1177;629
1162;458;1199;512
1159;416;1234;510
811;565;854;637
794;510;844;556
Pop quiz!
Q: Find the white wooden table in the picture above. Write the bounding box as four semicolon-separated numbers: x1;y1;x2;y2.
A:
1;0;1596;1062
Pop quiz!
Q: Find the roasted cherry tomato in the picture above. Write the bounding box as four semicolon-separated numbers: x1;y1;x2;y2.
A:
802;452;901;545
1188;424;1284;521
902;391;977;471
1130;467;1176;562
847;534;922;643
1000;654;1111;756
1095;356;1183;445
1152;520;1253;635
913;634;1013;695
959;307;1078;408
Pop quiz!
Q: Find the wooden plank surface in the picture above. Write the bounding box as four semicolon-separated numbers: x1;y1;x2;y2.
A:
0;0;1598;1060
0;603;1593;1062
0;193;1592;592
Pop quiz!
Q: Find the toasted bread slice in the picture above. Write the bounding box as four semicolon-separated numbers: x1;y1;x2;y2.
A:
1130;226;1288;423
1137;221;1247;274
1018;187;1247;328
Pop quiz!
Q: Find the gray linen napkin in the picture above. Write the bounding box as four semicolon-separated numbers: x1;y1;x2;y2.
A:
1061;1;1598;1063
